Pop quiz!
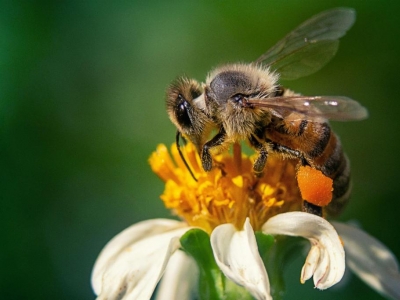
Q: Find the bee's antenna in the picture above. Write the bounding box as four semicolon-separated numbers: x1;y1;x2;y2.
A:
176;131;198;182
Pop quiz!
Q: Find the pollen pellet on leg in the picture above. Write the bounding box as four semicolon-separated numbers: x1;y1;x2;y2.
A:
297;166;333;207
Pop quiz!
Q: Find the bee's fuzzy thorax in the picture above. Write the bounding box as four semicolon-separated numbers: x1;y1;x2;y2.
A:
205;63;279;96
204;63;278;140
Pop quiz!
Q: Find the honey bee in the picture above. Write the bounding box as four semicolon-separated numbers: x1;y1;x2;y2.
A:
165;8;368;216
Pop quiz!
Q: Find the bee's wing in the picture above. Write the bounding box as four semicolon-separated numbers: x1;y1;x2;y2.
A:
245;96;368;122
254;8;355;80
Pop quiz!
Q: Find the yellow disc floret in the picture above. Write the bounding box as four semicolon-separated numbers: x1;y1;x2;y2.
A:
149;143;302;233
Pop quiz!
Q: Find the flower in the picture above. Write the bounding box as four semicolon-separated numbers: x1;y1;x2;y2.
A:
91;143;400;300
152;143;302;233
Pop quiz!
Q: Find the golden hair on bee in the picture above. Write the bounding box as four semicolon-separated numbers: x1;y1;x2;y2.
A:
204;63;279;141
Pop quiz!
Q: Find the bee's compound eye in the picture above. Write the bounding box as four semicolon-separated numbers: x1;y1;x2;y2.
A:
177;102;186;114
175;97;192;127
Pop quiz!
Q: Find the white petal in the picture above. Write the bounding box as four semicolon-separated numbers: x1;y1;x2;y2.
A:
91;219;190;300
156;250;199;300
333;222;400;299
211;218;272;300
301;244;319;282
262;212;345;289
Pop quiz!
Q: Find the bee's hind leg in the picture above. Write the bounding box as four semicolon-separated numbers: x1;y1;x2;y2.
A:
269;141;324;217
302;201;323;217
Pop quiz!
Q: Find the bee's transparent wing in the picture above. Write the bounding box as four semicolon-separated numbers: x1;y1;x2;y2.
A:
254;8;355;80
245;96;368;122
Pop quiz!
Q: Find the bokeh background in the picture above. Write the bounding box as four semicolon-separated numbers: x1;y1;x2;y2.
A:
2;1;400;299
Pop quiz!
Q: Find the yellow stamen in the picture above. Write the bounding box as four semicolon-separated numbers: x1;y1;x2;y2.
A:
149;143;302;233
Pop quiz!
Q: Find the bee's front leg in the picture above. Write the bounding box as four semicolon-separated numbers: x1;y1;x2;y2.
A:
249;134;269;175
201;129;226;171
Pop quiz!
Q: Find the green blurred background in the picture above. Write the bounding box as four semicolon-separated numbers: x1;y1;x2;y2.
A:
2;1;400;299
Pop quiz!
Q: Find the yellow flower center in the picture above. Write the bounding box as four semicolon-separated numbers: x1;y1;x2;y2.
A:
149;143;302;233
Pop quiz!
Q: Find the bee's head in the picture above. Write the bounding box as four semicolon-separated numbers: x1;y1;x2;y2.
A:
166;77;212;150
166;77;202;133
